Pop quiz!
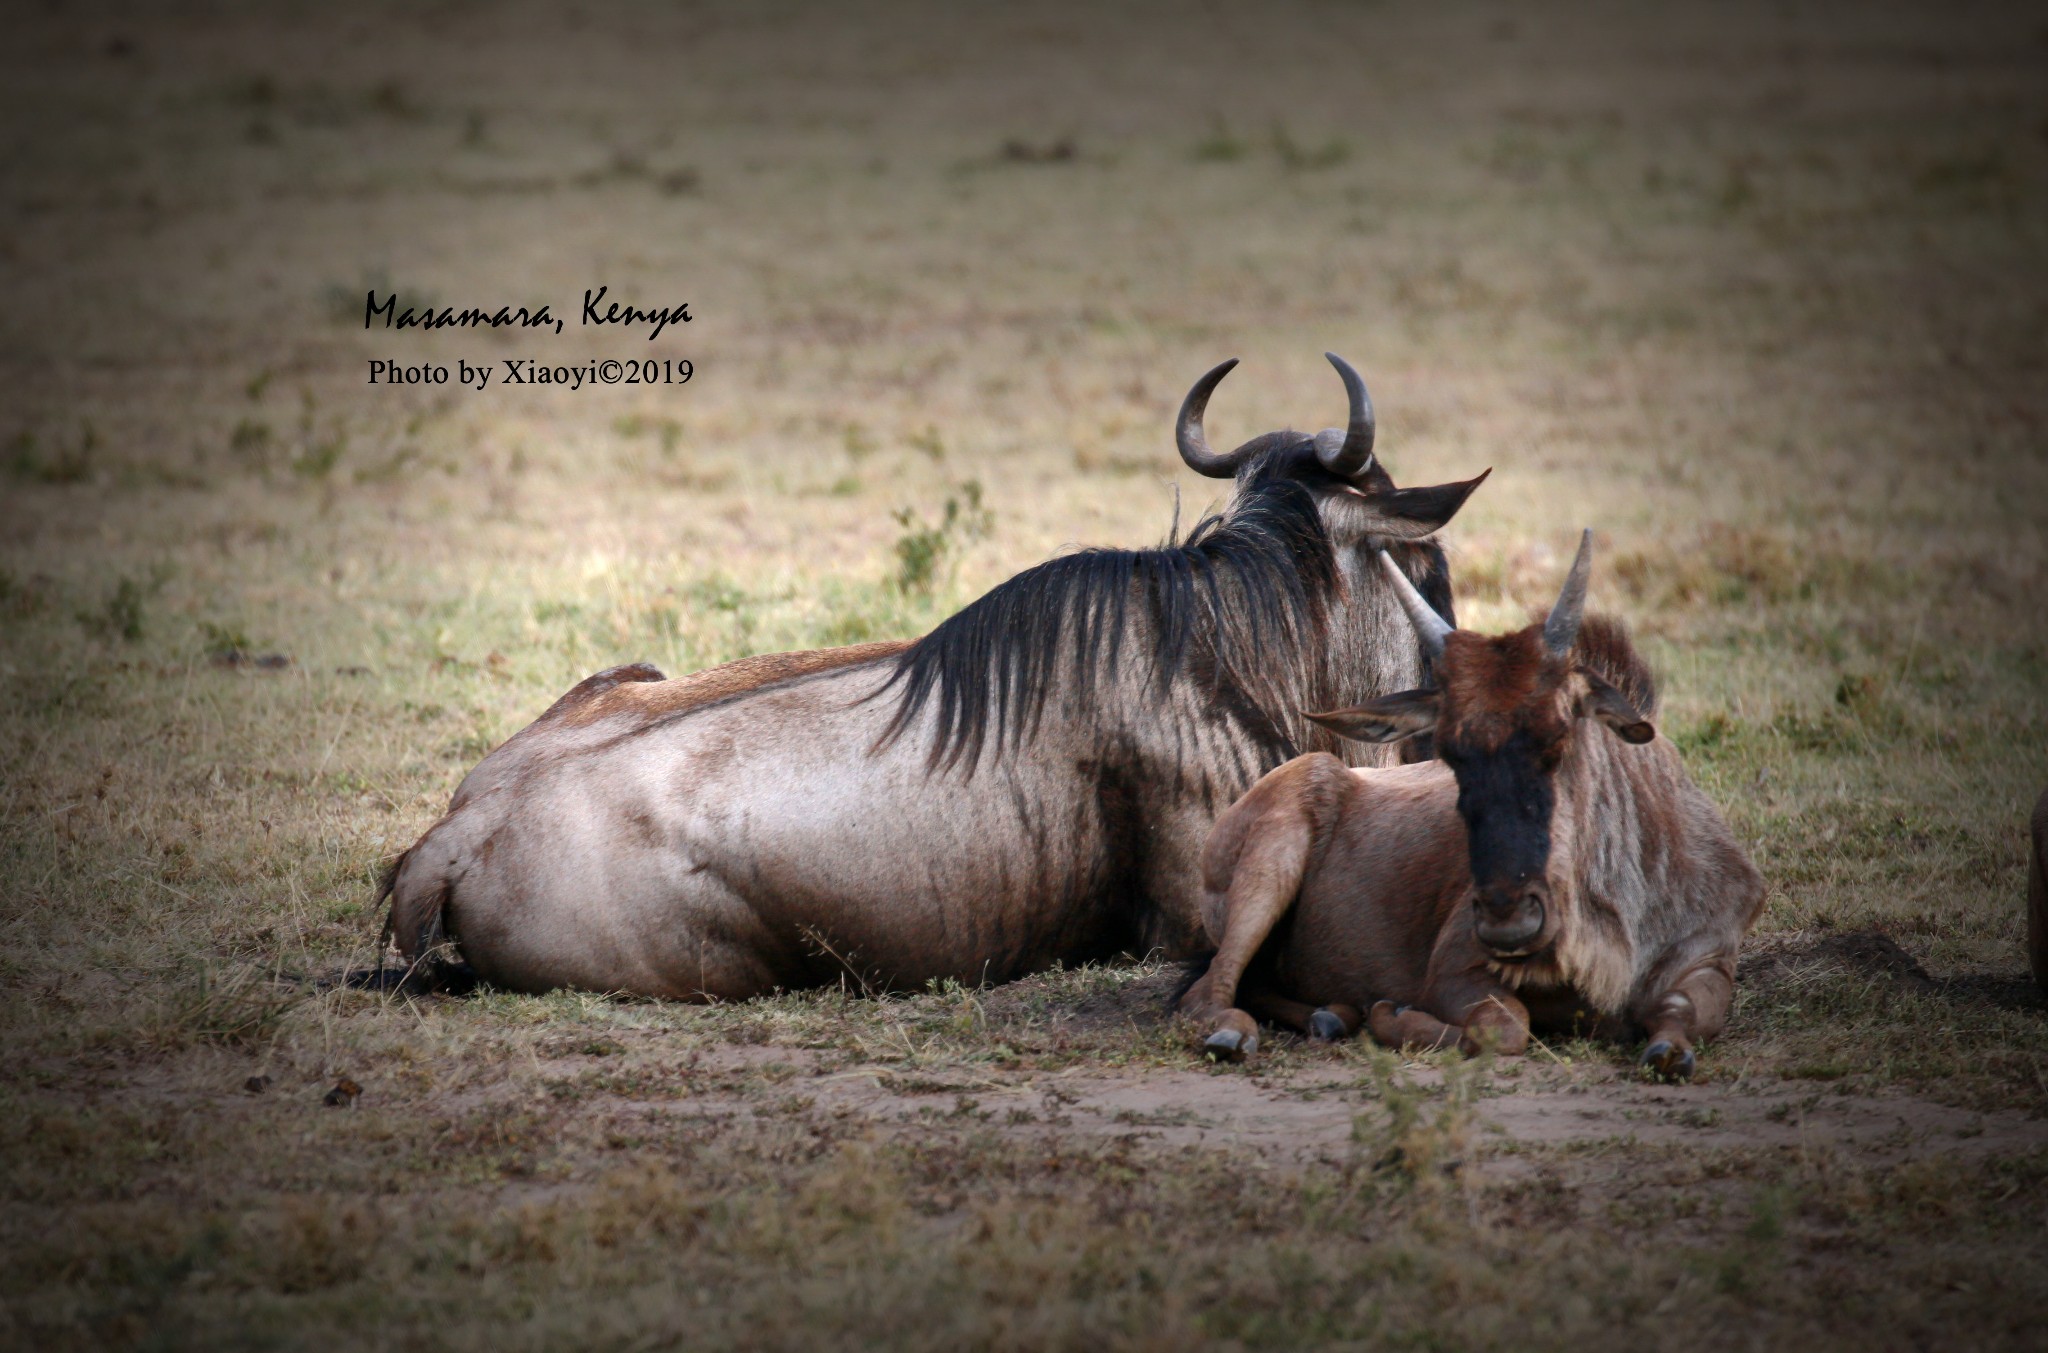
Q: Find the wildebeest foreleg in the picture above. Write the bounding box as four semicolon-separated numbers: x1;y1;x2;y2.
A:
1409;937;1540;1056
1179;759;1342;1058
1366;987;1529;1057
1364;1001;1459;1052
1632;959;1735;1081
1178;845;1304;1057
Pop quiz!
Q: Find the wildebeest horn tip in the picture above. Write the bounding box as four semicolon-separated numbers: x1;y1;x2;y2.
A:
1543;528;1595;656
1175;357;1247;478
1318;352;1376;479
1376;549;1453;659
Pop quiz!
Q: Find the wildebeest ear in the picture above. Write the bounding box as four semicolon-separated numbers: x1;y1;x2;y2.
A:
1345;469;1492;540
1305;689;1441;744
1577;672;1654;744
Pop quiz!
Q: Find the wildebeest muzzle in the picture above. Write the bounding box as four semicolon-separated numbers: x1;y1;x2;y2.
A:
1473;879;1550;958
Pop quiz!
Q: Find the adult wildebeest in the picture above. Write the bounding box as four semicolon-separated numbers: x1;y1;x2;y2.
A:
1178;532;1764;1079
2030;786;2048;991
381;355;1489;999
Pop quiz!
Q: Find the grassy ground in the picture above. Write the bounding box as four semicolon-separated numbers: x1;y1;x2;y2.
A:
3;1;2046;1347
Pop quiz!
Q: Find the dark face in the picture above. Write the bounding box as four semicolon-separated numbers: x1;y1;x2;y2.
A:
1305;539;1661;967
1429;629;1575;961
1440;727;1562;957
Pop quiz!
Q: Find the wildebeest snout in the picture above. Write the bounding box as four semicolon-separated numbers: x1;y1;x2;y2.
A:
1473;881;1548;956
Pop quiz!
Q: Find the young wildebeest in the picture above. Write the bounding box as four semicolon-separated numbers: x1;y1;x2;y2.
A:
1179;532;1764;1078
382;355;1489;999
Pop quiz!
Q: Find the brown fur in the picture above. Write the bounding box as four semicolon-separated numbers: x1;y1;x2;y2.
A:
1180;612;1763;1077
1435;628;1566;753
1432;616;1651;757
543;642;913;729
1572;613;1658;718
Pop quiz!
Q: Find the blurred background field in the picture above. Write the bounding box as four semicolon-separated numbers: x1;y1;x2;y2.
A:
2;1;2046;1348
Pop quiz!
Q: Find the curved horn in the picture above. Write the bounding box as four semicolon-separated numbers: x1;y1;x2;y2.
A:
1316;352;1376;479
1376;550;1452;662
1175;358;1247;478
1543;529;1595;656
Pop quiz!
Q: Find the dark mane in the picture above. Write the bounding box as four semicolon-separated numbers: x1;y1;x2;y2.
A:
873;454;1340;772
1573;614;1659;717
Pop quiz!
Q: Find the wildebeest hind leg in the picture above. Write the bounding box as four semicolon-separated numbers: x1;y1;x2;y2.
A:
1634;963;1735;1082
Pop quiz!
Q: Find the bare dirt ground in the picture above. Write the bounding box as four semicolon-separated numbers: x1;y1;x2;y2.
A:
595;1009;2048;1170
3;0;2047;1348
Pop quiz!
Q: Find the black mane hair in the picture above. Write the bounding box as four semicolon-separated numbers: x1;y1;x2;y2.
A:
872;450;1344;772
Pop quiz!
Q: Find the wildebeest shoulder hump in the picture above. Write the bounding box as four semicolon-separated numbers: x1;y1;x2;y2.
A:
545;640;913;729
532;662;668;724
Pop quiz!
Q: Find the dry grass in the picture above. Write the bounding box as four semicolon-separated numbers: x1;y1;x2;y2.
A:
2;1;2046;1347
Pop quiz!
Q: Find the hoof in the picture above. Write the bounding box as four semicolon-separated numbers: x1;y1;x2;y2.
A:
1204;1028;1257;1060
1308;1008;1350;1042
1640;1039;1696;1081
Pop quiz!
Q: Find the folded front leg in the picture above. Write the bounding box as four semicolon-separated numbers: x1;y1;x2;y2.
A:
1366;1001;1458;1052
1364;995;1529;1057
1177;756;1347;1059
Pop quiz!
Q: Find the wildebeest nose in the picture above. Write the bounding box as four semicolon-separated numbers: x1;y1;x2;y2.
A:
1475;892;1545;953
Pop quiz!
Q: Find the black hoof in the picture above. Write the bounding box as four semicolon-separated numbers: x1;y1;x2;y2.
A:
1640;1040;1696;1081
1204;1028;1256;1059
1309;1009;1349;1042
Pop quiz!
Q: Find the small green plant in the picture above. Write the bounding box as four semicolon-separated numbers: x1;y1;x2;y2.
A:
1193;115;1248;163
323;270;439;325
291;434;346;479
368;78;420;120
1347;1051;1480;1196
230;418;273;469
323;269;392;324
891;480;993;595
79;576;151;642
1;430;35;479
4;424;96;484
686;576;748;613
199;620;255;661
1272;122;1349;171
1716;159;1757;213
